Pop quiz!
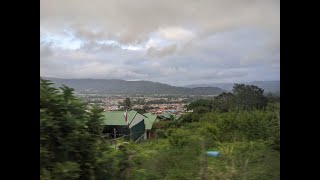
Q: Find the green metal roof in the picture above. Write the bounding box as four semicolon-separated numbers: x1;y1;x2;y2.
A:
129;113;145;129
102;110;137;126
143;113;158;130
160;112;172;119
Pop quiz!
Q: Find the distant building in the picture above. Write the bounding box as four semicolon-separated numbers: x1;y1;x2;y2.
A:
164;109;177;114
104;105;120;111
158;112;172;120
158;112;180;121
143;113;160;139
101;110;145;142
101;110;160;142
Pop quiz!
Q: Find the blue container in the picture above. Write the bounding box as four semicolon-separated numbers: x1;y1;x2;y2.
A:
206;151;220;157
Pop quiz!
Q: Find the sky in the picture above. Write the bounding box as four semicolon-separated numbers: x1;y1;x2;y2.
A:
40;0;280;86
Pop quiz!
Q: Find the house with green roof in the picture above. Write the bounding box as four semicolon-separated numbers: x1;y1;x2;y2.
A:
101;110;146;142
143;113;160;139
159;112;173;120
157;112;181;121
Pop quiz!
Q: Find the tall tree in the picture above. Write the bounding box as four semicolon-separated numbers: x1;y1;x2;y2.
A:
232;84;268;110
124;97;132;109
40;78;121;179
212;92;235;112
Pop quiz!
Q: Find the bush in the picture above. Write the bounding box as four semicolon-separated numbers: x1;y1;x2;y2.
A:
51;162;81;180
156;129;166;138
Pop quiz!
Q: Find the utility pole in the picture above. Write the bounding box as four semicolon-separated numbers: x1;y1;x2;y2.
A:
113;128;117;149
200;139;207;180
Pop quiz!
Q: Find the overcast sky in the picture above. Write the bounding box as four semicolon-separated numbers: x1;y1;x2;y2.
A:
40;0;279;86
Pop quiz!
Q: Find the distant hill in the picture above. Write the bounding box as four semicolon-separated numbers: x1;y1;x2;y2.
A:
185;81;280;95
42;77;225;95
185;83;234;90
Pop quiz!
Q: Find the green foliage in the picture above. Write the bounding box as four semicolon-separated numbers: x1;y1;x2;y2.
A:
266;102;280;151
40;78;279;179
266;93;280;103
155;129;167;138
168;128;192;148
188;99;213;110
199;110;279;143
233;84;268;110
86;106;104;136
193;106;211;114
124;97;132;109
179;112;203;123
206;141;279;180
128;103;279;180
212;92;236;112
186;84;269;114
51;161;81;180
153;120;170;129
40;78;125;179
129;139;201;179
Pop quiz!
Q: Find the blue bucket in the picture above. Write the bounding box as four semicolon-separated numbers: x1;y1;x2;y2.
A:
206;151;220;157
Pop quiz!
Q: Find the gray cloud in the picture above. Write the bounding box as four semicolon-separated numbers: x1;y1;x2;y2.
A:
146;44;177;58
41;0;279;43
40;0;279;86
40;42;54;58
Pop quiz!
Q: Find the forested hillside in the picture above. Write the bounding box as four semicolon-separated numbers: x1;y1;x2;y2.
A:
185;81;280;95
40;79;280;179
44;77;225;95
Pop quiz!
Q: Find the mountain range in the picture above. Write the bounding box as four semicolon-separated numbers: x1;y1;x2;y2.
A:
42;77;279;96
42;77;225;95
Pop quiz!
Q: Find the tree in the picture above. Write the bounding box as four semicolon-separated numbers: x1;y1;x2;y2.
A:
193;106;211;114
187;99;213;111
40;78;123;179
133;108;147;114
212;92;235;112
232;84;268;110
124;97;132;109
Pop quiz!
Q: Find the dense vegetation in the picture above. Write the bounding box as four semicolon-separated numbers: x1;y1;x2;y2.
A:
185;81;280;96
41;79;280;179
40;78;126;179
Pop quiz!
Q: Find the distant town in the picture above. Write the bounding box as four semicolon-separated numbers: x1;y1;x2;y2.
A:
48;78;279;116
76;93;213;116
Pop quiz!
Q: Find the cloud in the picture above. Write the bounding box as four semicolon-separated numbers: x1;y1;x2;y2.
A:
158;27;195;41
40;0;279;86
146;44;177;57
41;0;279;43
40;42;53;58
